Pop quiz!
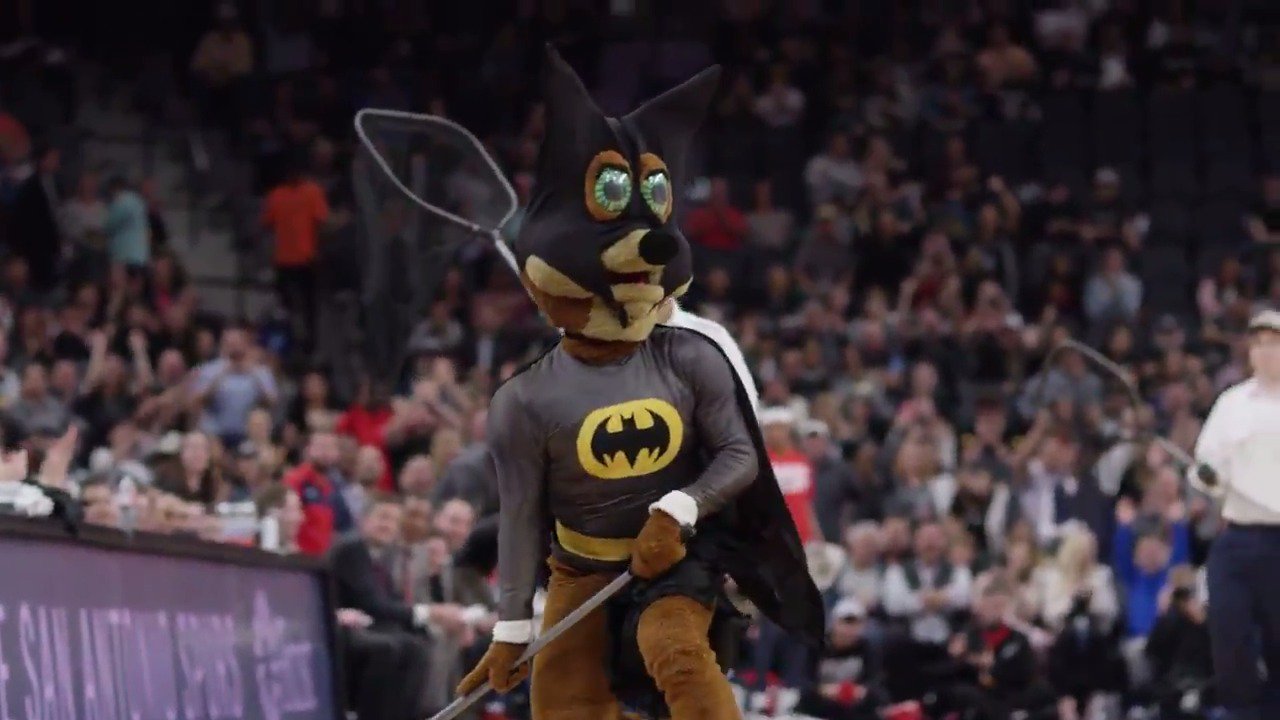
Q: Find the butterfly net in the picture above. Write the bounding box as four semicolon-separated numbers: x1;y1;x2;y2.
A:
351;110;518;382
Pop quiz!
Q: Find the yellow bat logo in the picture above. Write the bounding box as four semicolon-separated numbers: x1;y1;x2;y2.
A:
575;399;684;479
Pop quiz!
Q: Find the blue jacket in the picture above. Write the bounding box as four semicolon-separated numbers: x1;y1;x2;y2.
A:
1112;519;1189;637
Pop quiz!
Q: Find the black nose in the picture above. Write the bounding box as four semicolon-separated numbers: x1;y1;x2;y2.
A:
638;231;679;265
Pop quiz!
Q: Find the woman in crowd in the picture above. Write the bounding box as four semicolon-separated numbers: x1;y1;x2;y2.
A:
156;430;225;510
1039;525;1120;633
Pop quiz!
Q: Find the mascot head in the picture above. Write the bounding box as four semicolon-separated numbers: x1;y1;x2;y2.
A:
514;46;720;357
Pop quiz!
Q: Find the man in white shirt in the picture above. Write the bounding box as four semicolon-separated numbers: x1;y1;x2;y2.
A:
1193;309;1280;720
882;521;973;646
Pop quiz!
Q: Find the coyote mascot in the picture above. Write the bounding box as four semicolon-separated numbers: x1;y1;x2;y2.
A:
457;46;823;720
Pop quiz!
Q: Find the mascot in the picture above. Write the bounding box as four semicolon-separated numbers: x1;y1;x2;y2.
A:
456;46;824;720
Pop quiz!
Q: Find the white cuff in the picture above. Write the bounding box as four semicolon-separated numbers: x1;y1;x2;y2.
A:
461;605;488;625
412;604;431;628
649;490;698;527
492;620;535;644
1186;465;1225;499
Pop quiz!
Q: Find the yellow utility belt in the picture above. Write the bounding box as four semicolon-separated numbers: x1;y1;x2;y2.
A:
555;521;634;563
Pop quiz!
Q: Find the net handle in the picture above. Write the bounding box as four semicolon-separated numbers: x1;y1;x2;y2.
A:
353;108;520;238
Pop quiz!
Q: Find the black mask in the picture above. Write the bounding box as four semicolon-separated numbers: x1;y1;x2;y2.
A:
515;46;720;329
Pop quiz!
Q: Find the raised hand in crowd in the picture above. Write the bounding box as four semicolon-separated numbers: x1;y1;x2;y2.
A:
38;425;79;490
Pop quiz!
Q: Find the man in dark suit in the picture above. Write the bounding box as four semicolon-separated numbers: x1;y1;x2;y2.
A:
329;492;478;634
1021;428;1112;549
456;301;526;379
328;493;477;718
7;146;62;291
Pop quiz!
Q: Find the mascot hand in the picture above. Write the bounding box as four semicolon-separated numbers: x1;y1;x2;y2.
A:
456;642;529;695
630;510;687;579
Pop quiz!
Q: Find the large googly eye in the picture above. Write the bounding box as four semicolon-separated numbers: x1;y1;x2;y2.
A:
584;150;633;221
638;153;672;222
641;172;672;220
594;167;632;213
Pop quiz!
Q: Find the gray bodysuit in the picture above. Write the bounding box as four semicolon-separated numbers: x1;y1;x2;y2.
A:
488;326;759;623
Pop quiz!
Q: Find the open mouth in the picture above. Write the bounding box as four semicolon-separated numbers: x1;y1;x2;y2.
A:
607;271;651;285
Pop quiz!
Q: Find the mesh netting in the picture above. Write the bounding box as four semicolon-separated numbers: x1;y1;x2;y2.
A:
351;109;518;380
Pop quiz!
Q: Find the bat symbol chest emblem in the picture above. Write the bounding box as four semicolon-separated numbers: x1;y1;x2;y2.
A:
575;399;684;479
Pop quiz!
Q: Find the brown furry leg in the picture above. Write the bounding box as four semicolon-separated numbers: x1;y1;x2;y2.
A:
530;559;622;720
636;596;741;720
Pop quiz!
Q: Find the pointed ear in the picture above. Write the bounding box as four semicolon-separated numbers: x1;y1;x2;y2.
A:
623;65;722;177
542;44;610;147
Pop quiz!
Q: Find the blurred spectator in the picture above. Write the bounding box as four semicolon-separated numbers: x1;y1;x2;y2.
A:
805;132;862;208
104;176;150;270
328;493;452;719
938;576;1054;719
262;160;330;351
796;597;887;720
284;430;354;556
753;64;805;129
191;325;278;447
190;2;253;137
947;463;1015;564
835;522;886;616
796;206;855;294
8;146;62;290
1038;525;1119;633
345;444;387;519
744;180;794;256
883;521;973;647
254;482;304;553
802;418;857;542
685;177;748;261
155;430;224;509
762;406;818;544
60;169;106;252
432;497;476;555
1113;495;1191;688
1020;429;1111;548
287;367;340;438
1144;568;1213;718
6;362;71;439
1083;246;1143;329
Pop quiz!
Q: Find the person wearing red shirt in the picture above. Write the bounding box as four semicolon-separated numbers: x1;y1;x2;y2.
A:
684;177;748;252
261;161;330;351
752;405;820;692
335;379;395;491
761;406;820;545
284;431;354;555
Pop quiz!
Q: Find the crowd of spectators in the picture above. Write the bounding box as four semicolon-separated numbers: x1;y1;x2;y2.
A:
4;0;1280;718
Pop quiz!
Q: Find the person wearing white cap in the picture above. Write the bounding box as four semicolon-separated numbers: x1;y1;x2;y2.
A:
791;596;889;720
750;405;821;693
760;406;819;546
1192;308;1280;720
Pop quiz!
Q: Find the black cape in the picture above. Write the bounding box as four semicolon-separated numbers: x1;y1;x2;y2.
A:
673;326;825;646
